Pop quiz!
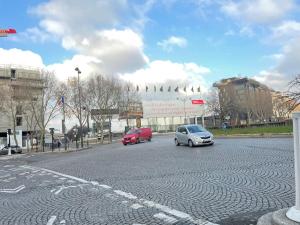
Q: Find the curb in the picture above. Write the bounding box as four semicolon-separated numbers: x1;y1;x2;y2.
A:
0;146;93;160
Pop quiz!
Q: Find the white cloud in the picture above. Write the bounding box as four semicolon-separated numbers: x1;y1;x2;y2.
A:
253;37;300;91
0;48;44;68
29;0;149;75
271;20;300;42
239;26;254;37
221;0;294;24
157;36;188;52
119;60;210;94
253;70;288;91
276;38;300;77
46;55;101;81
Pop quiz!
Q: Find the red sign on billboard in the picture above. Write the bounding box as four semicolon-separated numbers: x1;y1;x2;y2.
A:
191;99;205;104
0;28;17;37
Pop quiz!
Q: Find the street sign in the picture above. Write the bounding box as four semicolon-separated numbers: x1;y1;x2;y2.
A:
191;99;205;104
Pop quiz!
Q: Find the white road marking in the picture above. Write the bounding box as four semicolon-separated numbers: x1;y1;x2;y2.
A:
54;185;82;195
20;165;218;225
22;165;89;183
46;216;57;225
60;220;66;224
90;181;111;189
105;193;119;200
142;200;191;219
3;165;14;167
154;213;178;224
19;172;30;176
114;190;138;199
131;203;144;209
0;185;25;193
99;184;112;189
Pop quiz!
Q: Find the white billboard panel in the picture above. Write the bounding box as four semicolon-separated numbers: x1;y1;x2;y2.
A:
142;100;204;118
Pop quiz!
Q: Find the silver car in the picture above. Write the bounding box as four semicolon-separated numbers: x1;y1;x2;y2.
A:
175;124;214;147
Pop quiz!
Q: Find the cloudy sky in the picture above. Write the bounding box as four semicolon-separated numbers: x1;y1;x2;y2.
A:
1;0;300;92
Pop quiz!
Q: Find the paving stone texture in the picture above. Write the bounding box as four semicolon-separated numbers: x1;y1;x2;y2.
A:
0;136;295;225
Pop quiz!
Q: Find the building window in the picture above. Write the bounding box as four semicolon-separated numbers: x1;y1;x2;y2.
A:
11;69;16;79
16;117;22;126
16;105;22;115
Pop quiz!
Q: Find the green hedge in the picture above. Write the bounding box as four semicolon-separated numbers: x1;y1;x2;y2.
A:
209;125;293;136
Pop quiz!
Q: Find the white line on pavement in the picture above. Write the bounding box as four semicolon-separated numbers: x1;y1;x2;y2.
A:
46;216;57;225
54;185;78;195
0;185;25;193
20;165;218;225
21;165;89;183
153;213;178;224
114;190;138;199
131;203;144;209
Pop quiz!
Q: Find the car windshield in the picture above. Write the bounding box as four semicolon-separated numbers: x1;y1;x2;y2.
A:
127;129;139;134
187;126;206;133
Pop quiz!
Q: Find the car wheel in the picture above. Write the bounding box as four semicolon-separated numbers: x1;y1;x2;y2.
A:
136;138;140;144
148;138;151;142
123;143;127;146
175;139;180;146
188;140;194;148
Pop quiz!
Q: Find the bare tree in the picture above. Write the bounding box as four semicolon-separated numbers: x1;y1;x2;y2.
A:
287;75;300;109
87;74;123;143
0;85;24;145
272;93;297;119
28;71;61;151
119;82;141;126
206;87;221;127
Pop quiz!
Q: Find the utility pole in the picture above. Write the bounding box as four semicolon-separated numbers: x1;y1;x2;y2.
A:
75;67;83;148
61;96;67;151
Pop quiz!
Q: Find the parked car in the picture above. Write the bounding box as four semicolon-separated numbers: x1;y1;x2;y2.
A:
0;145;22;155
175;124;214;147
122;127;152;145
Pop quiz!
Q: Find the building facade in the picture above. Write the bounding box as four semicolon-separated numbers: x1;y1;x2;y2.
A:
214;77;273;125
0;65;43;147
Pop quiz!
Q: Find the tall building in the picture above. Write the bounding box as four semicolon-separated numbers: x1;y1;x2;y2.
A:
213;77;273;125
0;65;43;147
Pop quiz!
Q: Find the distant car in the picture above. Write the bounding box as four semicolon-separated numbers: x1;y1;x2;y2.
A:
122;127;152;145
175;124;214;147
0;145;22;155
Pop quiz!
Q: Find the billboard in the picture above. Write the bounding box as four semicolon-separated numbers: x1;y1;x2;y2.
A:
142;100;204;118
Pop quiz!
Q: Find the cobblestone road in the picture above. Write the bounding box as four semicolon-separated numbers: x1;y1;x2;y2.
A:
0;136;295;225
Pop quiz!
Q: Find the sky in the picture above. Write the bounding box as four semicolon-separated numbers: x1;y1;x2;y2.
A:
1;0;300;93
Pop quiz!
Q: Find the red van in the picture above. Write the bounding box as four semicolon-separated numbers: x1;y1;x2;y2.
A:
122;128;152;145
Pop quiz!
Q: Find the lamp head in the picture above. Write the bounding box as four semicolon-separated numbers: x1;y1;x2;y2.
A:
75;67;81;74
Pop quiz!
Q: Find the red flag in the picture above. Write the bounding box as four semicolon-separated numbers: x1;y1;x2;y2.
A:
192;99;205;104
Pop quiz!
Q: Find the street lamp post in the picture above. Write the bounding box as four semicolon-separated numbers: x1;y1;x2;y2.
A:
7;129;11;156
49;128;54;152
83;106;89;147
75;67;83;148
73;127;78;149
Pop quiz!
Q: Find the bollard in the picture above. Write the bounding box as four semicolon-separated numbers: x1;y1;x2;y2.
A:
286;112;300;222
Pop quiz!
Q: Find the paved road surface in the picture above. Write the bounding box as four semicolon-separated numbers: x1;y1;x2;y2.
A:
0;136;295;225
